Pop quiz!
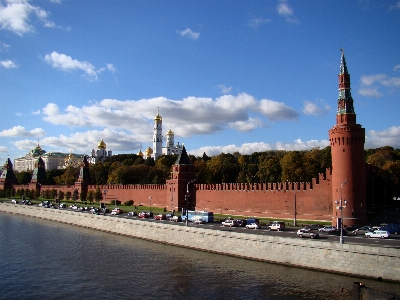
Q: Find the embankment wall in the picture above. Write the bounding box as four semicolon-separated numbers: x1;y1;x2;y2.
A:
1;203;399;282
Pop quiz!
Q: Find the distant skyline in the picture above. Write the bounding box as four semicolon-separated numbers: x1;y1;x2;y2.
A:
1;0;400;163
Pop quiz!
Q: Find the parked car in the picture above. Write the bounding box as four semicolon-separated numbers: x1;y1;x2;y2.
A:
268;221;285;231
246;223;261;229
297;229;319;238
222;219;236;227
235;219;246;227
170;216;182;222
305;224;323;231
365;230;390;239
11;199;18;204
318;226;337;233
111;208;123;215
138;212;150;218
154;214;166;220
352;226;373;235
128;211;138;217
193;218;205;224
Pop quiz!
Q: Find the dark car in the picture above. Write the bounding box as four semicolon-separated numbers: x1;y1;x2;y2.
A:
306;224;323;231
235;219;246;227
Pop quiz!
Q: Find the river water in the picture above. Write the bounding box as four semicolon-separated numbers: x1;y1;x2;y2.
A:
0;213;399;300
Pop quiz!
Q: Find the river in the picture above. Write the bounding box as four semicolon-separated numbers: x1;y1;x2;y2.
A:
0;213;399;300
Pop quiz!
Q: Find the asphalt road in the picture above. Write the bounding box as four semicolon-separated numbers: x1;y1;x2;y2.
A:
108;212;400;249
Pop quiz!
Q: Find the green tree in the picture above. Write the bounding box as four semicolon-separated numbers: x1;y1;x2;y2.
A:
206;153;240;183
280;151;305;182
16;171;32;184
94;187;103;202
86;190;94;204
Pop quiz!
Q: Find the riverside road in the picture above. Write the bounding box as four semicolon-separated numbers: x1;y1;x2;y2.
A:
84;210;400;249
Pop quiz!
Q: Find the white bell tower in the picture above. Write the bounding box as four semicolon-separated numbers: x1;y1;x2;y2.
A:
152;109;163;159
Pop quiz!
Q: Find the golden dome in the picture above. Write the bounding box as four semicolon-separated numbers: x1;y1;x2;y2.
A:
167;129;174;136
98;139;106;149
145;146;153;156
154;110;162;122
138;150;144;157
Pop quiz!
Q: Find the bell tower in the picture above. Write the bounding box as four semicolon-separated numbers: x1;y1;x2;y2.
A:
329;50;367;226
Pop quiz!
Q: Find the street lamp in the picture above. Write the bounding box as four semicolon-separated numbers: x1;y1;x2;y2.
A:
335;180;348;244
149;196;152;213
185;179;196;226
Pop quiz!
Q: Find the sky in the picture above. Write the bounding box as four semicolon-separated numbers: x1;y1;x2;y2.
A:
1;0;400;164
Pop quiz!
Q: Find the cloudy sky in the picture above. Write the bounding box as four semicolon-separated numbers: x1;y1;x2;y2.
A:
1;0;400;163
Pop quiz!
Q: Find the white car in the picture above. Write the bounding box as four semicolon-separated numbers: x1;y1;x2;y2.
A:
111;208;123;215
365;230;390;239
246;223;261;229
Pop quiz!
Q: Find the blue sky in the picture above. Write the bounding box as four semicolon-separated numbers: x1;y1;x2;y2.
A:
1;0;400;163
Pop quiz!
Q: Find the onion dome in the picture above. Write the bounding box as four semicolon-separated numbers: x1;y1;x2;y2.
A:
137;150;144;157
154;109;162;122
98;139;106;149
167;129;174;136
145;146;153;157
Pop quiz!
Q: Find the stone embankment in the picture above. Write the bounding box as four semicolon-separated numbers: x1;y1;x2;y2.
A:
1;203;399;282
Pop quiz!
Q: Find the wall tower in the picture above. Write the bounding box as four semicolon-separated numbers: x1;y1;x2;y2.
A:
329;50;367;226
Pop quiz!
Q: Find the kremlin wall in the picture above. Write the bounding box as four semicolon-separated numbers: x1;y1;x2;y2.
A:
1;53;367;226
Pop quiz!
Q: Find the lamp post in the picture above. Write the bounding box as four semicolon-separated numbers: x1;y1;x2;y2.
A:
185;179;196;226
293;193;297;227
335;180;348;244
149;196;152;213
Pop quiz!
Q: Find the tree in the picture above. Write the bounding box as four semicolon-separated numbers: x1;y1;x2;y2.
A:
257;155;282;183
280;151;305;182
206;153;240;183
94;187;103;202
86;190;94;204
16;171;32;184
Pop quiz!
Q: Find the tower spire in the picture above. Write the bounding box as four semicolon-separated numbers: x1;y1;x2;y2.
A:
336;48;355;125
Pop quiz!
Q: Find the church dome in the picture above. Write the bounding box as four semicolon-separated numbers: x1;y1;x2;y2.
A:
145;146;153;156
167;129;174;136
138;150;144;157
31;144;46;157
98;139;106;149
154;110;162;122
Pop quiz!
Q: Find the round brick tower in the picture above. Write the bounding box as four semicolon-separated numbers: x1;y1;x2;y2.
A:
329;50;367;227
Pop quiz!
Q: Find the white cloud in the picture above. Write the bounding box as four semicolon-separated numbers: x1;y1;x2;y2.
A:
39;93;297;142
248;17;270;29
177;28;200;40
228;118;264;132
218;84;232;94
43;52;115;80
259;99;299;121
358;73;400;98
366;126;400;149
189;139;330;157
393;64;400;71
276;0;298;23
0;59;18;68
12;129;141;154
302;100;330;116
106;63;116;73
0;125;45;137
0;146;8;153
0;0;56;35
44;51;98;81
